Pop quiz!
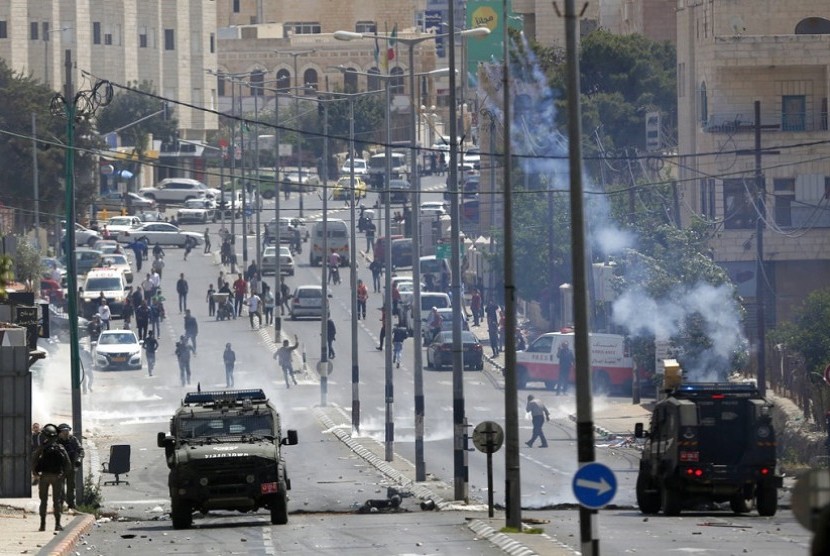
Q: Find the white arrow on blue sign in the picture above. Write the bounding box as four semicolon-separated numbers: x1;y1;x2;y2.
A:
572;462;617;510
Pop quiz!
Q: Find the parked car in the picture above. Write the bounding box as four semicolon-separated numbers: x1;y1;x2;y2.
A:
420;201;447;217
426;330;484;370
99;253;134;284
380;179;411;204
101;216;142;238
463;147;481;170
340;158;368;176
135;210;165;222
421;306;469;343
332;176;368;201
61;221;101;247
90;240;124;256
289;285;326;319
262;245;295;276
139;178;219;204
73;247;103;276
94;329;142;370
96;191;157;211
176;198;217;224
115;222;203;247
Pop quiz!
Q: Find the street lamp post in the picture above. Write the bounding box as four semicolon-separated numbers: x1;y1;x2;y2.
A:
335;23;489;485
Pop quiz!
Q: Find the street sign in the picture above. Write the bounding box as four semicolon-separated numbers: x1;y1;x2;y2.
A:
316;360;333;377
472;421;504;454
572;462;617;510
435;243;450;260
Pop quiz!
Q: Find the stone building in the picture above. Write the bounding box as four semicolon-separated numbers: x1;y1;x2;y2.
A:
676;1;830;325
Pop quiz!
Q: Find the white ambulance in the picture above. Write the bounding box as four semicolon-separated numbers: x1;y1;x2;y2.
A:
515;331;640;394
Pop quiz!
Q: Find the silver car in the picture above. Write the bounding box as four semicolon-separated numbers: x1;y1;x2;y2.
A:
289;285;324;320
261;245;295;276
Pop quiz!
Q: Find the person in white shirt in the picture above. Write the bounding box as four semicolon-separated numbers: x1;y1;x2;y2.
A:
150;271;161;291
97;300;112;330
246;293;262;329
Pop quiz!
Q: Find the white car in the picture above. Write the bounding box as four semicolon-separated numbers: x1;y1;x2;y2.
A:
99;253;134;284
463;147;481;170
116;222;203;247
261;245;295;276
289;285;325;320
61;221;101;247
420;201;447;217
340;158;368;176
102;216;142;238
94;329;142;370
176;198;217;224
139;178;219;204
281;171;320;192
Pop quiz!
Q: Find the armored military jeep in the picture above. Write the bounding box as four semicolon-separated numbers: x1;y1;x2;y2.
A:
634;382;781;516
157;389;298;529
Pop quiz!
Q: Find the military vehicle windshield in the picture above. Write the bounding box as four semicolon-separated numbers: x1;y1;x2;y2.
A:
176;413;275;441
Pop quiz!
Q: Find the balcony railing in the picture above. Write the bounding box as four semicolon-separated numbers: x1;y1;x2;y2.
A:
703;110;828;133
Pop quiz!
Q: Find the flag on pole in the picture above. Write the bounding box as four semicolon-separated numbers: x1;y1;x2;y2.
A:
387;24;398;64
373;30;380;69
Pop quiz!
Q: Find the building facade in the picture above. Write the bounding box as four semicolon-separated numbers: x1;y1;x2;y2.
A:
0;0;218;142
676;1;830;325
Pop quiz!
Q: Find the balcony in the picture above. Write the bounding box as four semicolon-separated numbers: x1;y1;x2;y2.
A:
702;110;828;134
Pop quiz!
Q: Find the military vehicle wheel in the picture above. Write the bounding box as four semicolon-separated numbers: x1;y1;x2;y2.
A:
636;473;660;514
756;482;777;516
661;485;682;516
171;497;192;529
271;492;288;525
730;492;753;514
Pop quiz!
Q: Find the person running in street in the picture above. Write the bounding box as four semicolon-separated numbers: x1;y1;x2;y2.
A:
246;291;262;329
223;343;236;387
203;228;211;253
176;273;189;313
273;335;300;388
152;242;165;260
206;284;216;317
31;424;71;532
232;273;247;318
470;288;482;327
377;306;388;350
184;309;198;353
525;395;550;448
263;284;275;325
143;330;159;376
369;258;382;293
327;317;336;359
175;335;195;386
556;340;574;395
183;235;196;260
56;423;84;509
356;279;368;320
97;299;111;330
149;299;162;337
87;315;102;343
392;326;407;368
280;278;291;316
121;297;133;329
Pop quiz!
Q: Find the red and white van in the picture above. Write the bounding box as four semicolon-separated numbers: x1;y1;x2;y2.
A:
515;331;639;394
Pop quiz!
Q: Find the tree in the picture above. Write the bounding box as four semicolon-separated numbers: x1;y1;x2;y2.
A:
12;236;42;286
0;59;100;232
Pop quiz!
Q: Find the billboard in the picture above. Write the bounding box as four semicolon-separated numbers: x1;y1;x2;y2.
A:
466;0;521;87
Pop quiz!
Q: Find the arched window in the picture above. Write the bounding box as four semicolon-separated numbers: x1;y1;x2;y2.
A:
367;67;380;93
250;70;265;97
699;82;708;125
304;68;318;91
276;69;290;92
390;66;405;96
795;17;830;34
343;67;358;93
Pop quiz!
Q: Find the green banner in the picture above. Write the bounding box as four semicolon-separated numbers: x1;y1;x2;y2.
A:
466;0;521;84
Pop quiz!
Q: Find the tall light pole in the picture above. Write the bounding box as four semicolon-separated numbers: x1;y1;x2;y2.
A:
43;26;72;90
275;49;316;218
335;24;489;485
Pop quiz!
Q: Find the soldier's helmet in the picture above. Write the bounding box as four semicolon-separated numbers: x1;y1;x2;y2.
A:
41;424;59;439
58;423;71;432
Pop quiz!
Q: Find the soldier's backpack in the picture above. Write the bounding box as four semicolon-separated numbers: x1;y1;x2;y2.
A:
35;442;65;474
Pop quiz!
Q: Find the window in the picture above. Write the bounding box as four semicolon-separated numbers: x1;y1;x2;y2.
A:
356;21;377;34
104;28;112;45
250;70;265;97
304;68;318;91
723;178;756;230
343;68;358;93
93;22;101;45
164;29;175;51
782;95;806;131
390;67;405;96
30;22;39;40
209;32;215;53
0;21;6;39
699;178;715;219
276;69;290;91
139;27;148;48
773;178;795;227
217;75;225;97
283;22;321;36
233;0;240;13
367;67;380;93
42;22;49;41
698;82;708;125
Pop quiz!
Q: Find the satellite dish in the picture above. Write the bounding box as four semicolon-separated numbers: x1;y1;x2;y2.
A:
730;16;746;35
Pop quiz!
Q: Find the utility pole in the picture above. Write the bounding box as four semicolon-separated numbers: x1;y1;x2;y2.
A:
754;100;767;398
32;113;40;251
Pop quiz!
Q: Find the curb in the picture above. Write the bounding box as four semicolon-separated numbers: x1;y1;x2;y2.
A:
567;413;616;439
40;513;96;556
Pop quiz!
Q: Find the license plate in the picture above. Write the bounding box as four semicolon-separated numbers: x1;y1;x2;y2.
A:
112;357;126;362
260;482;278;494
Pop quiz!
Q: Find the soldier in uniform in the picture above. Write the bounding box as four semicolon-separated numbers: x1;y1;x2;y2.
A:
31;424;72;531
56;423;84;509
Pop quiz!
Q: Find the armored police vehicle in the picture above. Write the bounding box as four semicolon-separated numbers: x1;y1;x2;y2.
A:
157;389;298;529
634;382;781;517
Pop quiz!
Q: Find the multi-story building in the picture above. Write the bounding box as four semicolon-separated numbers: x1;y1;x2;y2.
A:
676;2;830;326
0;1;218;144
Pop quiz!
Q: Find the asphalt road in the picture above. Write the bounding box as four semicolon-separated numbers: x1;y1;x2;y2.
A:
54;176;812;554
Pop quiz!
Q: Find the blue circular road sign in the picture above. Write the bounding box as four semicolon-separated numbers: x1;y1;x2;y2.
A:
572;462;617;510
